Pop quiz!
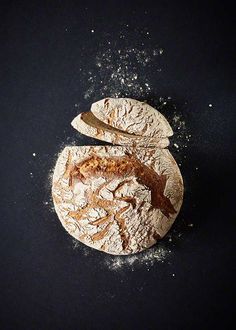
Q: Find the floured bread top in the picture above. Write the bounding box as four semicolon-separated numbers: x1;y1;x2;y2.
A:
52;146;183;255
91;98;173;138
71;111;170;148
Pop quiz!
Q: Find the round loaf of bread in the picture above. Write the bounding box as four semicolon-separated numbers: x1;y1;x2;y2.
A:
52;146;183;255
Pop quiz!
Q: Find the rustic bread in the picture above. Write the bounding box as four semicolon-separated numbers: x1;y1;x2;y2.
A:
91;97;173;138
52;146;183;255
71;112;170;148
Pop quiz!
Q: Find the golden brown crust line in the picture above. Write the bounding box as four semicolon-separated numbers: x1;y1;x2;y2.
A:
68;154;176;218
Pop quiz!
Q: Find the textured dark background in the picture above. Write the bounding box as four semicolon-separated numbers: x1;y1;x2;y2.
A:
1;1;235;329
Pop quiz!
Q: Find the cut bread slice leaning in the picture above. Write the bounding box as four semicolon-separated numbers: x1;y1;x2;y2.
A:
71;112;170;148
91;97;173;139
52;146;183;255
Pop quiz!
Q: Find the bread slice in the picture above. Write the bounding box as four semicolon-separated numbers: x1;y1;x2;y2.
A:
52;146;183;255
71;112;170;148
91;97;173;138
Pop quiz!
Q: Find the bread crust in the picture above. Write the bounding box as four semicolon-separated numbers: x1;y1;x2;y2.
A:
71;112;170;148
91;98;173;138
52;146;183;255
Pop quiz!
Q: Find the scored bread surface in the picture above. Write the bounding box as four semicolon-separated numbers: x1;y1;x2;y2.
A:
71;112;170;148
91;98;173;138
52;146;183;255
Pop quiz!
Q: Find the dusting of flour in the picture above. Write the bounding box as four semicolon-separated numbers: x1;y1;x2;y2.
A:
82;45;163;100
70;236;173;271
105;244;170;271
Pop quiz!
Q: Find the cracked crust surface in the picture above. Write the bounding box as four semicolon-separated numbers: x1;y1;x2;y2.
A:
91;97;173;138
52;146;183;255
71;112;170;148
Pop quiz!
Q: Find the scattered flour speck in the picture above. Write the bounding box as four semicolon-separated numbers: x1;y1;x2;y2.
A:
104;244;170;271
72;239;91;256
81;44;165;100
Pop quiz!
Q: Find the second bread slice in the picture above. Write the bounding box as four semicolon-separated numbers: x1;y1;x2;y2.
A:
71;111;170;148
91;98;173;138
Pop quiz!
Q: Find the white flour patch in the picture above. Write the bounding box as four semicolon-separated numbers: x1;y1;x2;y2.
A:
72;239;91;256
44;167;55;213
70;237;173;271
104;244;170;271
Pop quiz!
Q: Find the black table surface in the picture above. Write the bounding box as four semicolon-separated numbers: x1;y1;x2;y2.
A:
1;1;235;329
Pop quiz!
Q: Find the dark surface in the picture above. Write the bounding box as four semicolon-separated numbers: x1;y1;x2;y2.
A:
1;1;235;329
